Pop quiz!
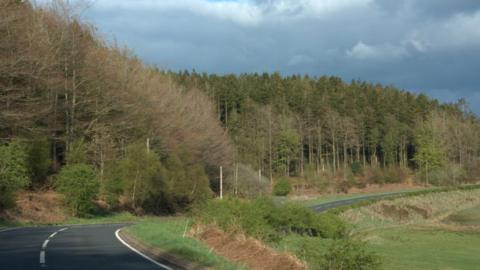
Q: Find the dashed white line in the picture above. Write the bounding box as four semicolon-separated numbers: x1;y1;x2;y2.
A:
39;227;68;267
42;239;50;249
115;229;173;270
40;251;46;264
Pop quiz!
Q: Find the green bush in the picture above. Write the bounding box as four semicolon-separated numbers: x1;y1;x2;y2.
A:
56;164;99;216
104;144;213;214
25;138;51;186
319;239;381;270
192;197;346;243
351;161;363;176
273;178;292;196
0;141;30;209
384;167;409;184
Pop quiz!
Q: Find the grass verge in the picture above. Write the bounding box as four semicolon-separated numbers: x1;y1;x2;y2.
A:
127;218;244;270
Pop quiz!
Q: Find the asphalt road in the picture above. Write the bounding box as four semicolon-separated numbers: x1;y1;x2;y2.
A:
310;192;405;212
0;224;170;270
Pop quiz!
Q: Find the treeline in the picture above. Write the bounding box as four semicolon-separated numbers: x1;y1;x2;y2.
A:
169;71;480;189
0;1;231;214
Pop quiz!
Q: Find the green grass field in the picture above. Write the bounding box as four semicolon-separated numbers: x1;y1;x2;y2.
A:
363;226;480;270
127;218;244;270
342;189;480;270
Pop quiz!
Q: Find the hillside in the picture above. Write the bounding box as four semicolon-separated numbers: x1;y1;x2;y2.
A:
0;0;231;214
1;0;480;217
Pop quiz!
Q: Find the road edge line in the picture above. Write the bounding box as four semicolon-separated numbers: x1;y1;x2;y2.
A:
115;228;173;270
0;227;20;233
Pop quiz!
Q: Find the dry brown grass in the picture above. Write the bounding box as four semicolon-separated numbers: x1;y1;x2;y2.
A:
3;190;68;224
190;224;306;270
342;189;480;230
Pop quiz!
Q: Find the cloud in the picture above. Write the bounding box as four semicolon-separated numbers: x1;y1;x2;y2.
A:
92;0;263;26
346;42;408;61
90;0;375;26
72;0;480;114
409;10;480;51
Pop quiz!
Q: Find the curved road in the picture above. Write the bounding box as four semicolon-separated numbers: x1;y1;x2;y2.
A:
0;192;410;270
0;224;170;270
310;191;406;212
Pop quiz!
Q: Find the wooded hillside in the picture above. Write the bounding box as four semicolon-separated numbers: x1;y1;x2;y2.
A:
170;71;480;189
0;0;231;213
1;0;479;215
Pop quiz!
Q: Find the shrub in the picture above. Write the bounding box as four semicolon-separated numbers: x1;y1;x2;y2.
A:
224;163;269;198
319;239;381;270
273;178;292;196
351;161;363;176
192;197;346;242
56;164;99;216
105;144;214;214
384;167;409;184
426;164;467;186
0;141;30;209
25;137;51;186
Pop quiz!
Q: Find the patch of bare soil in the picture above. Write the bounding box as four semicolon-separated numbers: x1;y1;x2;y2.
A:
3;190;68;224
190;225;306;270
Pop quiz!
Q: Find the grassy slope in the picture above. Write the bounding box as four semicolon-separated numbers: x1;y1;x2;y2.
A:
127;218;244;270
445;206;480;226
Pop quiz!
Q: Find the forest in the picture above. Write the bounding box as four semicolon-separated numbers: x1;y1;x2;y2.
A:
1;0;479;216
170;71;480;192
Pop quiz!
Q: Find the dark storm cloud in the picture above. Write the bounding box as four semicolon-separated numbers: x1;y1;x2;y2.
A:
75;0;480;114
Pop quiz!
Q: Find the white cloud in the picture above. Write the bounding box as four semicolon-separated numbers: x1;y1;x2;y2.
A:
90;0;373;26
346;41;408;60
409;10;480;51
257;0;373;17
92;0;262;26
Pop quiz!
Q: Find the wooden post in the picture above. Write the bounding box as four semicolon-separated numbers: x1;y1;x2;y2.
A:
220;166;223;200
258;169;261;183
235;163;238;196
146;138;150;153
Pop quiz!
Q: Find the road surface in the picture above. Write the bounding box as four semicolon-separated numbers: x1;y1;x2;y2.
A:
310;192;405;212
0;224;172;270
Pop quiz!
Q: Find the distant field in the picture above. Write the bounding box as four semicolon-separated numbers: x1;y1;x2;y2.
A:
365;227;480;270
342;189;480;270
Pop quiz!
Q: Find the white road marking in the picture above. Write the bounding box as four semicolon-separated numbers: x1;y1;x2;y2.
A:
115;229;173;270
39;227;68;267
0;227;19;233
42;239;50;249
40;251;46;264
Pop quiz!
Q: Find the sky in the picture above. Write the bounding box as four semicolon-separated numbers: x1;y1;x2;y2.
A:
70;0;479;114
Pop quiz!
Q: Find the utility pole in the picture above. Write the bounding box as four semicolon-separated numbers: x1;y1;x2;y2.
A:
220;166;223;200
